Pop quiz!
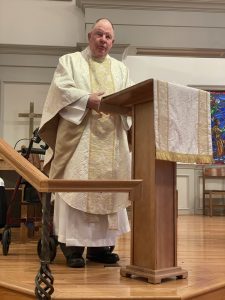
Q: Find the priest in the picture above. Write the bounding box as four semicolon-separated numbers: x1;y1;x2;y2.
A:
39;18;133;268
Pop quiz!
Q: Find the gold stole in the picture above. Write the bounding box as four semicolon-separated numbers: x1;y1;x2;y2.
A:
89;59;115;179
88;58;116;186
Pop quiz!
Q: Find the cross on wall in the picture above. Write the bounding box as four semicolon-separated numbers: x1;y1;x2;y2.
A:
18;102;42;138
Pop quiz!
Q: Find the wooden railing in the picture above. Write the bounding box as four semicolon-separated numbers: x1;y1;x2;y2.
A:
0;138;142;299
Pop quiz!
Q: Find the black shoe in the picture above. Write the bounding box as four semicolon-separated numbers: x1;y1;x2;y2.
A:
66;253;85;268
60;243;85;268
86;246;119;264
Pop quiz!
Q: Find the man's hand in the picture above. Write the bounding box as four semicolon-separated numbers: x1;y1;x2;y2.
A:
87;92;105;112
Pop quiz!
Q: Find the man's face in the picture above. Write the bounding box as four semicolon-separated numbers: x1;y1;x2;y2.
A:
88;20;114;59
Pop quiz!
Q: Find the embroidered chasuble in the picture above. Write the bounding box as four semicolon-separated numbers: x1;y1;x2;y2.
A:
54;55;131;221
154;79;213;164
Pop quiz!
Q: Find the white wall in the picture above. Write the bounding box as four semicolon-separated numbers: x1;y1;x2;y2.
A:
84;7;225;50
2;0;225;51
124;55;225;86
0;0;85;46
2;82;49;148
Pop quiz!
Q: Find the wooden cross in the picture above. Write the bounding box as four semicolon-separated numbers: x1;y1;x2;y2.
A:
18;102;42;138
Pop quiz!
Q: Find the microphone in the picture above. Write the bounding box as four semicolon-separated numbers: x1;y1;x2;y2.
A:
32;128;41;143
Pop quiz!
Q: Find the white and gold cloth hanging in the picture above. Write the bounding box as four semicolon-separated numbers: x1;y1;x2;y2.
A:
153;79;213;164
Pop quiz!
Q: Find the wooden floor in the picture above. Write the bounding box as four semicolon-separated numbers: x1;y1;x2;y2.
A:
1;215;225;299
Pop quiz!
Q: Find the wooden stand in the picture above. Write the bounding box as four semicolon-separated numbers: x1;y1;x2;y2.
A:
101;79;188;284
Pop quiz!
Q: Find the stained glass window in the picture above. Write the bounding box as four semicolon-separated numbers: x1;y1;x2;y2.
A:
210;91;225;163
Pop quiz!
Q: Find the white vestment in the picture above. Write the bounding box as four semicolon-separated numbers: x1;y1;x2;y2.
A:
54;195;130;246
39;47;133;246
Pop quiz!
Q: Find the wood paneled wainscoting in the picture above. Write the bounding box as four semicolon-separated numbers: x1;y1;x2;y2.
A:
0;215;225;300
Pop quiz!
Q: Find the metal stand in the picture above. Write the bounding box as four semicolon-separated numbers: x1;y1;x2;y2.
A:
35;192;54;299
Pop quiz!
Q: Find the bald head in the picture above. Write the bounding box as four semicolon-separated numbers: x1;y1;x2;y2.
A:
88;18;115;59
92;18;114;30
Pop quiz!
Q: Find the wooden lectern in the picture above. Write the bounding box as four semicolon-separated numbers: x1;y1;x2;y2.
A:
101;79;188;284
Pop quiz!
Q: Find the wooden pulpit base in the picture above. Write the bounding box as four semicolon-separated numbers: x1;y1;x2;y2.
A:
120;265;188;284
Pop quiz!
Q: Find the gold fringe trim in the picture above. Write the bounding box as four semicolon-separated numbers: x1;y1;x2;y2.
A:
156;150;213;164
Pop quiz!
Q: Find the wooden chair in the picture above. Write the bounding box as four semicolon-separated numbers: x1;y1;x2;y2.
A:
203;166;225;216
